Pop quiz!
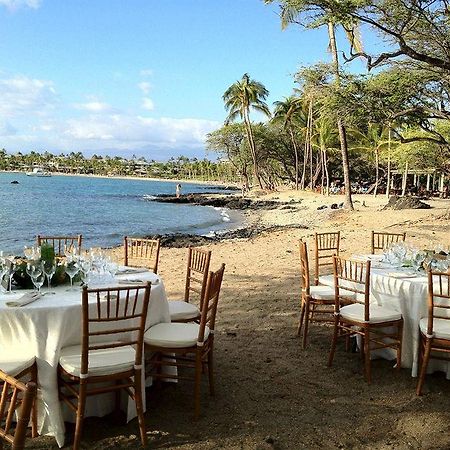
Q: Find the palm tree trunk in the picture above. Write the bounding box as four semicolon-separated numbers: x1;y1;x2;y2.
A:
374;148;379;197
243;110;264;189
289;126;299;190
327;22;354;210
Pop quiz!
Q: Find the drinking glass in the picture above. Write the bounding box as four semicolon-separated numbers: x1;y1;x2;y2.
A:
31;268;45;293
65;260;80;291
79;258;92;285
43;261;57;293
0;258;9;292
5;257;18;294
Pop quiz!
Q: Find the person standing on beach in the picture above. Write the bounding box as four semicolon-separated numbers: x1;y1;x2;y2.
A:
176;183;182;198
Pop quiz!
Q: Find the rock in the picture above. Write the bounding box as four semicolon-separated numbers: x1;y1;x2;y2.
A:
330;203;338;209
383;195;431;210
10;180;19;184
317;205;327;210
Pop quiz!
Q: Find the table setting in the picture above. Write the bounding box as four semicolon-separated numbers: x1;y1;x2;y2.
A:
352;242;450;377
0;243;170;447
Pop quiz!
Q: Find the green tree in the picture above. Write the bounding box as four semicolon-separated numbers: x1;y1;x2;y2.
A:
223;73;271;189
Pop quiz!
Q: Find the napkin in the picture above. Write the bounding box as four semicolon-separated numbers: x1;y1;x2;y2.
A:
388;271;417;279
6;291;43;307
116;267;149;275
117;277;159;285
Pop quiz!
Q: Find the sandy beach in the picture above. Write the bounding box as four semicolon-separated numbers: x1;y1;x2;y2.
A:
30;190;450;449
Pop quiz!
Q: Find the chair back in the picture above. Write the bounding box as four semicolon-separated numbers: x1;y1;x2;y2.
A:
299;239;311;297
124;237;160;273
198;264;225;343
426;271;450;336
314;231;340;285
184;247;212;306
0;370;36;450
37;234;83;257
333;256;371;321
371;231;406;254
80;283;151;377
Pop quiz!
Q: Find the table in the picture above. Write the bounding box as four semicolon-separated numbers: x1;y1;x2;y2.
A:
354;255;450;378
0;268;170;447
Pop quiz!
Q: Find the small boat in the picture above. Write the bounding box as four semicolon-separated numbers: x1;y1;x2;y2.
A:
26;168;52;177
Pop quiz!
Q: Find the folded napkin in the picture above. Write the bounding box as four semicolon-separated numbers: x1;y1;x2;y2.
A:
6;291;43;307
116;267;149;275
117;277;159;285
388;271;417;279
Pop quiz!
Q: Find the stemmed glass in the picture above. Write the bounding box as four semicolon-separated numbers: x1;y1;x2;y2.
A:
79;257;92;286
43;261;57;293
0;258;10;293
65;258;80;291
5;256;18;294
26;262;45;293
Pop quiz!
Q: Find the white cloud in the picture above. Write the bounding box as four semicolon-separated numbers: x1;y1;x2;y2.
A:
140;69;153;77
138;81;151;95
0;75;58;117
142;97;154;111
74;101;113;113
0;0;40;10
0;121;17;136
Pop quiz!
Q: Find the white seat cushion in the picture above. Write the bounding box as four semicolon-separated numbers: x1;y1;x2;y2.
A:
0;354;35;377
168;300;200;321
144;322;210;348
309;285;335;301
420;318;450;340
340;303;402;324
59;343;136;378
318;274;334;288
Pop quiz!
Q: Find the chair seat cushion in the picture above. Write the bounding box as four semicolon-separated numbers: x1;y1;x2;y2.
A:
0;354;35;377
318;274;334;288
168;300;200;321
340;303;402;324
59;343;136;378
144;322;210;348
420;318;450;340
309;285;335;301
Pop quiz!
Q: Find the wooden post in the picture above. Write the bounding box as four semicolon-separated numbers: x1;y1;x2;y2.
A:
401;162;409;196
426;173;431;191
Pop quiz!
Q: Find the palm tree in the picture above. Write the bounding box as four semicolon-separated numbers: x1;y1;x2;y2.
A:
223;73;271;189
351;123;389;196
273;96;304;189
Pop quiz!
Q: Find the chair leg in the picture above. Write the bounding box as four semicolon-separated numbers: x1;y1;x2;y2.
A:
396;320;403;371
194;351;202;419
328;316;339;367
207;349;215;396
302;300;311;349
363;328;371;384
416;337;432;396
297;298;306;336
134;369;147;446
30;363;38;438
73;381;87;450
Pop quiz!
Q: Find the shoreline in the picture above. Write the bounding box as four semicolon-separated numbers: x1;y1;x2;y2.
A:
0;169;239;188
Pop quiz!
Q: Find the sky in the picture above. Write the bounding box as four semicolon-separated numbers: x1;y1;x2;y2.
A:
0;0;379;161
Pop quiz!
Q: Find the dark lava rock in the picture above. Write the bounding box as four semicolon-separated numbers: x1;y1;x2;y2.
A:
317;205;327;210
10;180;19;184
383;195;431;210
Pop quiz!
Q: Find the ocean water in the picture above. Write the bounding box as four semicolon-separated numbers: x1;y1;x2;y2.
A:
0;173;240;253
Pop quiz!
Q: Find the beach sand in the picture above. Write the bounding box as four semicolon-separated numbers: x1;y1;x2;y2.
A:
31;190;450;449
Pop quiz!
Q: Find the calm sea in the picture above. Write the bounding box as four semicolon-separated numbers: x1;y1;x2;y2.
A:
0;173;240;253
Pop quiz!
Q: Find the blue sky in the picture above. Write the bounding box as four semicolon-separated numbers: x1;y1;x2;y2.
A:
0;0;376;160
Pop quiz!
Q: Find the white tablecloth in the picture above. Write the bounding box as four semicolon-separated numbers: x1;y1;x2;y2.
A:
0;269;170;447
353;257;450;378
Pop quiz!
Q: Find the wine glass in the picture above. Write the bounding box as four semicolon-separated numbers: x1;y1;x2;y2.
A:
0;258;10;293
30;266;45;293
65;259;80;291
43;261;56;293
5;256;18;294
79;257;92;285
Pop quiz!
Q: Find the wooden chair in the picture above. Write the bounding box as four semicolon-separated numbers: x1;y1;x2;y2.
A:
314;231;340;287
145;264;225;418
58;283;151;450
0;355;38;439
298;240;336;349
168;247;212;322
0;370;37;450
371;231;406;254
328;256;403;383
416;271;450;395
124;236;161;273
37;234;83;257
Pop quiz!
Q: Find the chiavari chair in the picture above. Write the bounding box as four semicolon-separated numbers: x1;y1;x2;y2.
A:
314;231;340;287
371;231;406;254
124;236;161;273
37;234;83;257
